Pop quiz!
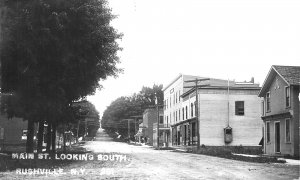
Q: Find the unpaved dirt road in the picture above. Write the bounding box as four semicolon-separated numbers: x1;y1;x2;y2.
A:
1;128;299;180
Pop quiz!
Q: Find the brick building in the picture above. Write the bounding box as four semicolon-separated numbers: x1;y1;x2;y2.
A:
142;108;164;146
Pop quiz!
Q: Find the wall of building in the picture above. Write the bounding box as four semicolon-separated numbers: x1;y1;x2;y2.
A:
264;119;294;155
264;74;290;116
261;74;299;156
291;85;299;157
0;114;28;152
164;75;184;126
143;109;163;145
181;88;262;146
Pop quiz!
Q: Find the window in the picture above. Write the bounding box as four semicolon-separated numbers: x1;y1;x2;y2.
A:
159;116;163;124
173;94;175;105
191;103;194;117
166;99;168;109
173;112;175;122
266;92;270;112
261;100;264;116
285;86;290;107
185;106;188;119
0;127;4;140
182;108;184;120
235;101;244;115
170;97;171;108
22;129;28;140
176;111;177;121
179;91;181;102
286;119;291;142
178;109;180;121
266;122;270;143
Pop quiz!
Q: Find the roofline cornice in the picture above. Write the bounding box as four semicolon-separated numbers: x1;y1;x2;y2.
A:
181;86;261;98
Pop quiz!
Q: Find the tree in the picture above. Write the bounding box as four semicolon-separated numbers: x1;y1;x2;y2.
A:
101;84;163;138
0;0;122;152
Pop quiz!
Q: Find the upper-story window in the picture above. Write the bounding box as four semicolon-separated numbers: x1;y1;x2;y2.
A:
170;96;171;108
266;92;271;112
175;92;177;104
0;127;4;140
159;116;163;124
235;101;244;115
285;86;290;107
166;99;168;109
178;109;180;121
185;106;188;119
191;103;194;117
173;94;175;105
182;108;184;120
175;110;177;121
173;112;175;122
261;100;264;116
275;78;280;90
179;90;181;102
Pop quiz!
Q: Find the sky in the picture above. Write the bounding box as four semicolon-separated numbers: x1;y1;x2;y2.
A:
87;0;300;118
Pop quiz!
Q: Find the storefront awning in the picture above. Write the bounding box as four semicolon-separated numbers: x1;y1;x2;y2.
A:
171;117;197;127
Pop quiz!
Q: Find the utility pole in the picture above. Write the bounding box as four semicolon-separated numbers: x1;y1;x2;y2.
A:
184;78;209;150
131;115;143;144
122;119;134;143
148;94;163;149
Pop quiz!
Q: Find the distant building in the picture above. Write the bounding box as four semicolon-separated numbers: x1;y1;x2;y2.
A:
0;114;28;152
258;65;300;157
164;74;263;147
142;108;163;146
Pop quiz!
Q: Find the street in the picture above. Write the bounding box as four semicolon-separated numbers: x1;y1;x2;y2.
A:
1;128;299;180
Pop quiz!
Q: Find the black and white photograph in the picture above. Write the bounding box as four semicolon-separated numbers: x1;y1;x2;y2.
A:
0;0;299;179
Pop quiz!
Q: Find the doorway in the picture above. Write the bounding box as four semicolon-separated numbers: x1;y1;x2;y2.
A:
275;122;280;153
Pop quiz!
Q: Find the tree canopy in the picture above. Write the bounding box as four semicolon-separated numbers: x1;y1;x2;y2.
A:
101;84;163;136
0;0;122;152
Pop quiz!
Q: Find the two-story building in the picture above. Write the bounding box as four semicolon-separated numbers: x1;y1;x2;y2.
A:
164;74;263;147
141;108;164;146
258;65;299;157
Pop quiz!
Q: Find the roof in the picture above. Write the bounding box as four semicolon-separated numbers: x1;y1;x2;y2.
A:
181;84;261;98
162;74;204;92
258;65;300;97
273;65;300;85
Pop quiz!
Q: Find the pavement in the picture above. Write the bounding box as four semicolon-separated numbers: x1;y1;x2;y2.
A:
1;128;299;180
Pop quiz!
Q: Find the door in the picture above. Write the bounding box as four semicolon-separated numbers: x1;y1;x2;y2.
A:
184;125;187;145
275;122;280;153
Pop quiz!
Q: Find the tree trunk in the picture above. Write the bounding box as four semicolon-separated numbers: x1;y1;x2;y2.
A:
51;122;56;153
37;121;44;153
26;120;35;153
63;125;66;153
46;122;52;152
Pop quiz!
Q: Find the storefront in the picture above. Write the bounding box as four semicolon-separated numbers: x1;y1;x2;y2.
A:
171;118;198;146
